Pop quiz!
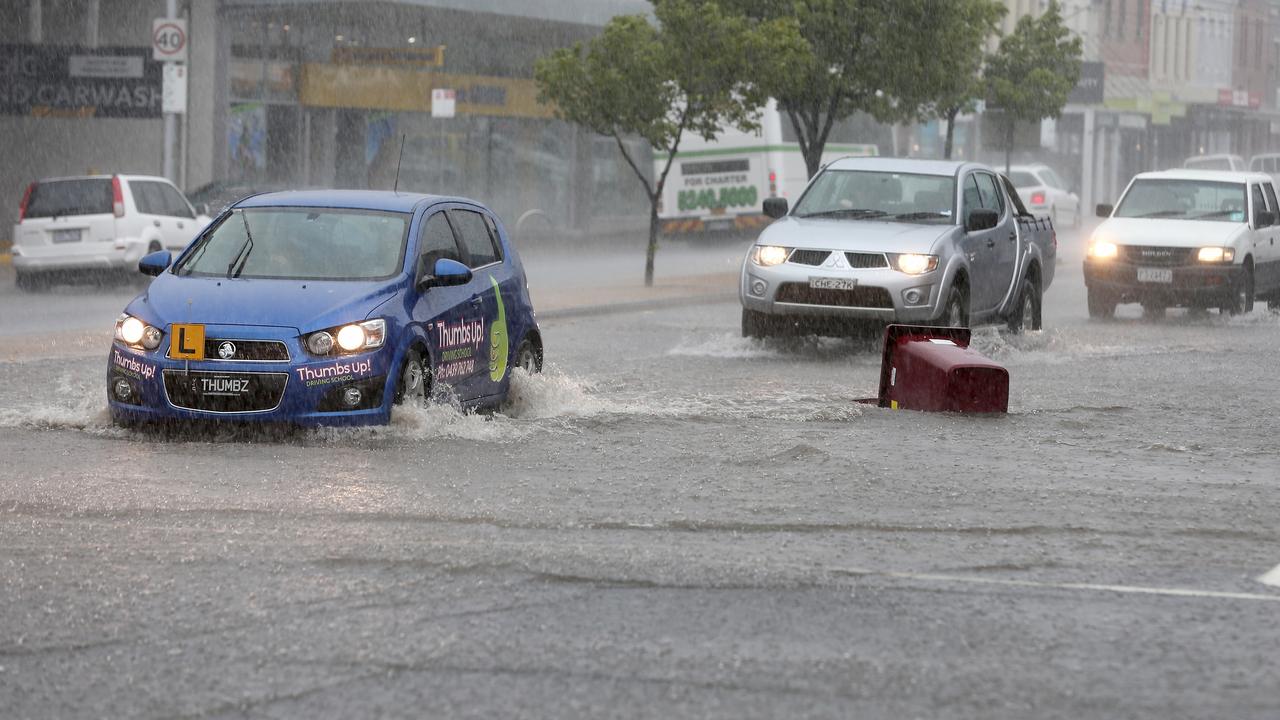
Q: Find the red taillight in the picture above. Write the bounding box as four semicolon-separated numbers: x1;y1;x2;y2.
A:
768;170;777;196
111;175;125;217
18;182;34;221
1031;191;1046;205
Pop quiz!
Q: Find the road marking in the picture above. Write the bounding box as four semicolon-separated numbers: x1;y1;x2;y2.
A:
1259;564;1280;588
828;566;1280;603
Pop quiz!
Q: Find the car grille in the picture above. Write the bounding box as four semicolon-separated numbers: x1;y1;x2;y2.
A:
203;338;289;361
1121;246;1194;266
845;252;889;268
775;283;893;308
163;370;288;413
788;249;830;266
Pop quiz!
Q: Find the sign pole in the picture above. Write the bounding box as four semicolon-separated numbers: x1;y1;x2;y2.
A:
162;0;177;181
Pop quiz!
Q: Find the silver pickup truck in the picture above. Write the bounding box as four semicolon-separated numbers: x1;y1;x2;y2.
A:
740;157;1057;336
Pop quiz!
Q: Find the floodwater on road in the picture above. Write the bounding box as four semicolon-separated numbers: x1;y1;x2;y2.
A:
1;229;1279;718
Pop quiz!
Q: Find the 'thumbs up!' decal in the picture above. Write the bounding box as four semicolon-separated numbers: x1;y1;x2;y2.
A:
489;276;508;382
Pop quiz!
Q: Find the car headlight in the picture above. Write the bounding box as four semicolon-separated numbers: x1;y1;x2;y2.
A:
1197;247;1234;263
307;318;386;355
114;313;164;350
750;245;790;267
1088;240;1118;259
889;253;938;275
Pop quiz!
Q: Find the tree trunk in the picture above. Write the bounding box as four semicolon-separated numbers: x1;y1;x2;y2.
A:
944;107;959;160
803;144;823;180
644;199;658;287
1004;119;1013;175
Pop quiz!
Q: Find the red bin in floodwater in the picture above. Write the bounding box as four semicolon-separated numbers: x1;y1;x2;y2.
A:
874;325;1008;413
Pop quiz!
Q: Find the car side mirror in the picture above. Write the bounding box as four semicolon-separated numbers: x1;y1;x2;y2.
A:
1256;210;1274;228
1096;203;1114;218
965;208;998;232
138;250;172;277
763;197;788;219
416;256;472;291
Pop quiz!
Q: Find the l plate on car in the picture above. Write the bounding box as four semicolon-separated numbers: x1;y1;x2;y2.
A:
1136;267;1173;283
809;276;858;290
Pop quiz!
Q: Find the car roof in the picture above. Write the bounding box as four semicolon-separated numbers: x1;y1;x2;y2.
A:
823;157;990;177
234;189;475;213
34;174;171;183
1136;169;1270;183
1185;153;1243;160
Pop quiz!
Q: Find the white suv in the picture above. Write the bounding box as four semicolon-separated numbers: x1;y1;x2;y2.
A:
12;174;212;291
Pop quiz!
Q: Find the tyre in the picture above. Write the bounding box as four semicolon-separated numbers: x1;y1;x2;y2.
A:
1006;277;1042;333
941;283;968;328
741;307;772;338
515;338;542;374
1222;264;1255;316
394;349;429;405
1086;287;1115;319
1269;295;1280;313
15;271;45;293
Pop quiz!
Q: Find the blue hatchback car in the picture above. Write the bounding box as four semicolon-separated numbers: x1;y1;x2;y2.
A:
107;190;542;426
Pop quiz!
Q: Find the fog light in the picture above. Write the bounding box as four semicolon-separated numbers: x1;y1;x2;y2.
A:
308;331;334;355
113;378;132;401
142;326;163;350
750;278;767;296
342;386;363;407
905;289;922;304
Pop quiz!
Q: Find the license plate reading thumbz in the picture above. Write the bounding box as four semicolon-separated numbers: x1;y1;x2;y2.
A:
810;277;858;290
199;376;251;396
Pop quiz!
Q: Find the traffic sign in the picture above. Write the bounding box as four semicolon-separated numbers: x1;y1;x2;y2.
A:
432;88;456;118
162;63;187;114
152;18;187;62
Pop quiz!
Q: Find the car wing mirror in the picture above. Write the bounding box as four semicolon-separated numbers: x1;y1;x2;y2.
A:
965;208;998;232
138;250;172;277
763;197;788;219
1256;210;1275;228
1095;203;1114;218
416;256;472;291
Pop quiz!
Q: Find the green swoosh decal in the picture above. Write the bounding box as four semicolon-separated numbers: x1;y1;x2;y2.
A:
489;276;508;382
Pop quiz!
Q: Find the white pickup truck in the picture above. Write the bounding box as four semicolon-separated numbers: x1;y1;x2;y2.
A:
1085;169;1280;318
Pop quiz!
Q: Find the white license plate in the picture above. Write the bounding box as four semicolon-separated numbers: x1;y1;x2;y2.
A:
1137;267;1173;283
51;229;81;244
198;376;252;397
704;219;733;232
810;276;858;290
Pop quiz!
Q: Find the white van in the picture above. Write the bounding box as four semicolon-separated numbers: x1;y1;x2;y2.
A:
12;174;212;291
655;99;878;236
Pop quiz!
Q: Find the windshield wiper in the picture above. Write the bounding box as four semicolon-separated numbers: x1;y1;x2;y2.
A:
893;211;950;221
797;208;888;219
227;209;256;278
1192;210;1240;220
1136;210;1186;218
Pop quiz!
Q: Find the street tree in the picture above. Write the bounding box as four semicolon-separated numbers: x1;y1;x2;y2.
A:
916;0;1006;159
984;0;1083;173
723;0;952;178
534;1;803;286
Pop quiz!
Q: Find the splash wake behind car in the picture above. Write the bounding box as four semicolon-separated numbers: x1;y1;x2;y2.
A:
107;190;542;426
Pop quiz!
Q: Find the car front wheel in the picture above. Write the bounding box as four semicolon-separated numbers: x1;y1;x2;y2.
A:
394;349;429;405
941;284;968;328
1223;264;1255;315
1007;277;1042;333
742;307;773;338
1086;287;1115;320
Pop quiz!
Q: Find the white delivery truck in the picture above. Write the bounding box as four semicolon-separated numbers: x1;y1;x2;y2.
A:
655;99;878;236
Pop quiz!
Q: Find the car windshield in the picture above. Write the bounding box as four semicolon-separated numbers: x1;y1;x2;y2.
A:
1114;179;1247;222
793;170;955;223
1008;171;1039;187
174;207;411;280
24;179;112;218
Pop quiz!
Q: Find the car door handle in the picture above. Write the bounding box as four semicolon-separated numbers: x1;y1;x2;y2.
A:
177;222;184;229
1008;233;1017;242
153;220;161;227
469;296;484;306
985;238;995;248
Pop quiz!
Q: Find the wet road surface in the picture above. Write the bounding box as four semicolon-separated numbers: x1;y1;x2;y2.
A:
1;230;1279;718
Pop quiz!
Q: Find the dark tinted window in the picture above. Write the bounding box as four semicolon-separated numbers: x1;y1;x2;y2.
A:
449;209;501;267
131;181;169;216
1265;183;1279;215
961;176;981;218
975;173;1004;213
159;183;195;218
24;179;111;218
1252;184;1267;217
418;212;464;269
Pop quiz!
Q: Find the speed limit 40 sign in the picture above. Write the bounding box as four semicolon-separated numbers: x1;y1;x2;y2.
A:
152;18;187;62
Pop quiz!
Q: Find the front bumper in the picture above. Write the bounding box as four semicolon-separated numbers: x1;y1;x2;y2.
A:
1083;259;1240;305
106;331;398;427
739;259;943;323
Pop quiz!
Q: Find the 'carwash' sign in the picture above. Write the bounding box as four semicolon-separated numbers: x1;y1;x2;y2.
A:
0;44;162;118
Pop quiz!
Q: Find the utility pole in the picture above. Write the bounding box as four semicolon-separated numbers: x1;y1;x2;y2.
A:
162;0;177;182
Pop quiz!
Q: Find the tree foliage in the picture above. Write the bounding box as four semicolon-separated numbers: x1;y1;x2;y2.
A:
534;1;803;285
915;0;1006;159
984;1;1083;172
